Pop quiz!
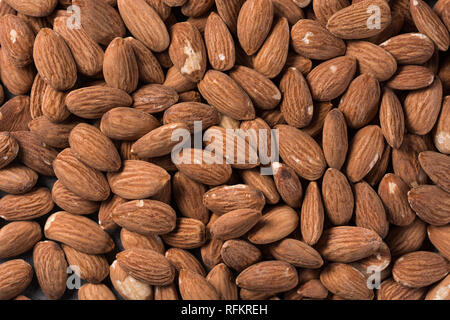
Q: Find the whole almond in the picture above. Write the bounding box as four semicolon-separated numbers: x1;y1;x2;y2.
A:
210;209;261;240
0;259;33;300
121;228;165;253
204;12;235;71
428;225;450;261
206;263;238;300
52;180;100;215
0;14;34;67
386;65;435;90
379;88;405;149
0;132;18;169
313;0;350;26
215;0;245;34
301;181;325;245
181;0;215;17
165;248;206;276
133;84;179;114
0;96;32;132
125;37;164;84
386;219;427;257
322;109;348;170
41;85;70;123
380;33;435;64
62;244;109;283
434;96;449;154
419;151;450;193
377;278;426;300
161;218;206;249
117;248;175;286
4;0;57;17
272;162;303;208
179;269;220;300
221;239;262;272
0;47;35;95
28;117;78;149
44;211;115;255
0;187;53;221
268;239;323;269
0;164;38;195
322;168;354;226
0;221;41;259
408;185;450;226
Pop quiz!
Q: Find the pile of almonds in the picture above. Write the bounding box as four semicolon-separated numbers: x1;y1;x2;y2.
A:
0;0;449;301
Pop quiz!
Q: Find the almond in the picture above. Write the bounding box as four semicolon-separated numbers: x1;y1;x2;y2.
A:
28;117;78;149
322;109;348;170
221;239;262;272
301;181;325;246
165;248;206;276
204;12;235;71
44;211;115;255
272;162;303;208
0;259;33;300
179;269;220;300
434;96;449;154
78;284;116;300
379;88;405;149
425;274;450;300
0;96;32;132
313;0;350;26
210;209;261;240
62;244;109;283
377;278;426;300
0;221;41;259
0;187;53;221
161;217;206;249
110;260;153;300
0;164;38;195
408;185;450;226
380;32;435;64
386;219;427;257
419;151;450;193
206;263;238;300
0;132;18;169
4;0;57;17
0;14;34;67
51;180;100;215
215;0;245;34
322;168;354;226
268;239;323;269
428;225;450;261
121;228;165;253
386;65;435;90
0;47;35;95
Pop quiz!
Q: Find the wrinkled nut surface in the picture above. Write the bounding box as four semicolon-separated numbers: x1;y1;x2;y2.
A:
0;0;448;302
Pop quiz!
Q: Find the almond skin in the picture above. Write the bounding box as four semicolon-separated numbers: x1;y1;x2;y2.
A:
0;259;33;300
204;12;235;71
33;241;68;300
112;200;176;236
53;148;110;202
203;184;265;215
306;56;356;101
386;65;435;90
379;33;435;64
236;260;298;293
291;19;346;60
69;123;121;172
0;221;41;259
322;109;348;170
320;263;374;300
268;239;323;269
272;162;303;208
393;251;449;288
0;187;53;221
210;209;262;240
107;160;170;200
3;0;57;17
317;226;383;263
237;0;273;55
0;14;35;67
161;218;206;249
52;180;99;216
133;84;179;114
163;102;220;132
322;168;354;226
221;239;262;272
301;181;325;246
33;28;77;91
198;70;255;120
44;211;115;255
379;88;405;149
117;0;169;52
117;248;175;286
276;124;327;180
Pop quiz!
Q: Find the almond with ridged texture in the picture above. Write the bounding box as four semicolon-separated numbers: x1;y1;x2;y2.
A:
379;88;405;149
204;12;235;71
253;17;289;79
306;56;356;101
198;70;255;120
0;47;34;95
206;263;238;300
410;0;449;51
0;259;33;300
320;263;374;300
291;19;345;60
379;33;435;64
365;144;391;187
326;0;391;39
404;77;442;135
112;200;176;235
210;209;261;240
221;239;261;272
33;28;77;91
434;96;449;154
53;16;104;77
425;274;450;300
11;131;58;176
339;74;380;129
317;226;383;263
297;279;329;299
0;187;53;221
322;109;348;170
62;245;109;283
0;132;18;169
164;102;220;132
0;14;34;67
178;269;219;300
162;218;206;249
145;0;171;20
117;248;175;286
107;160;170;200
248;205;299;245
103;37;138;94
386;219;427;257
163;66;197;93
393;251;449;288
44;211;114;255
386;65;435;90
272;162;303;208
29;75;46;119
154;284;178;300
428;225;450;261
215;0;245;34
203;184;265;215
166;248;206;276
378;174;416;226
0;221;41;259
0;96;33;132
33;241;67;300
100;107;160;141
174;148;232;186
52;180;100;215
110;260;153;300
419;151;450;193
236;261;298;293
268;239;323;269
78;284;116;300
181;0;214;17
301;182;324;245
229;66;281;110
241;169;280;205
322;168;354;226
121;228;165;253
313;0;350;26
117;0;169;52
408;185;450;226
392;134;428;188
276;124;326;180
345;125;385;183
53;148;110;201
41;86;70;124
125;37;164;84
346;41;397;82
169;22;206;82
28;117;78;149
4;0;57;17
354;181;389;238
133;84;179;114
377;278;426;300
271;0;304;25
237;0;273;55
0;164;37;195
280;67;313;128
66;86;132;119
